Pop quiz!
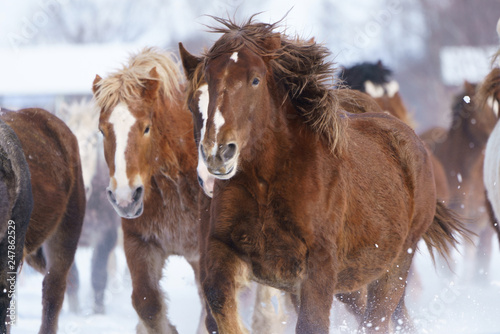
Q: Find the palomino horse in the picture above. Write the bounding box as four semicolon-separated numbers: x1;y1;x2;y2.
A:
92;48;208;333
421;80;498;282
341;61;450;203
0;118;32;334
180;17;468;333
57;99;120;314
1;108;85;334
482;67;500;244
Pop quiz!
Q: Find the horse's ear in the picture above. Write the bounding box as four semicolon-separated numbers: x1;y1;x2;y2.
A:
141;67;160;101
179;42;201;81
92;75;102;95
464;80;475;94
262;33;281;53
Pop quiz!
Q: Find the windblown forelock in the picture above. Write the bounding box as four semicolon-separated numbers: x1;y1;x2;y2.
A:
94;47;184;113
197;15;347;154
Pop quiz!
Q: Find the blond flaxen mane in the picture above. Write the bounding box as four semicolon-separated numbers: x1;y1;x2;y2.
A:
94;47;183;111
202;16;347;153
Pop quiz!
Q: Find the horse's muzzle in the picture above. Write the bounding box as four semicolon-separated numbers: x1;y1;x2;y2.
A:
200;142;238;180
106;185;144;219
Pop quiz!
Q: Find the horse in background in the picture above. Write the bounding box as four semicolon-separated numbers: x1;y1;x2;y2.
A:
57;99;120;314
1;108;85;334
421;79;498;283
482;67;500;245
0;117;32;334
180;16;469;333
341;61;450;203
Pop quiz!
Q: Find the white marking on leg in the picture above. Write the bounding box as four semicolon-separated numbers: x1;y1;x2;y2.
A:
230;52;238;63
364;80;385;98
385;80;400;98
109;102;137;204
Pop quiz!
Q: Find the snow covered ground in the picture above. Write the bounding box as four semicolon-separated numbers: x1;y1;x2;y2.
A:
11;237;500;333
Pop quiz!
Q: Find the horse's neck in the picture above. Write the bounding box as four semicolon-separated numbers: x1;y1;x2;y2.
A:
152;95;198;182
448;112;491;149
242;104;308;180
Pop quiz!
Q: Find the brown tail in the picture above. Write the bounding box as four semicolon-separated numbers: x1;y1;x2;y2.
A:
422;200;474;264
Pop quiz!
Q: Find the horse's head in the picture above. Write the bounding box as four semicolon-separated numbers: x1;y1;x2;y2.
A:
342;61;413;126
180;32;281;181
92;68;159;219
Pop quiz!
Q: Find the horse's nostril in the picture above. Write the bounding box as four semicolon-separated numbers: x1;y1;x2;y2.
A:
107;189;116;203
133;186;144;202
223;143;237;161
197;175;204;187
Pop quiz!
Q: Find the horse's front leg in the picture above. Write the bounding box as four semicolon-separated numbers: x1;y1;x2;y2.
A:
203;238;248;334
296;251;335;334
123;228;175;334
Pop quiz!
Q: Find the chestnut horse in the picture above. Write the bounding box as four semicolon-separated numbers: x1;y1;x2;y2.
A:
341;61;450;203
180;17;468;334
482;67;500;244
0;108;85;334
0;118;32;334
92;48;209;333
421;79;498;282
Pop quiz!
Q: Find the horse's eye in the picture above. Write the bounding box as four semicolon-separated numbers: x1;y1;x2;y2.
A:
144;126;150;135
252;78;260;86
99;128;104;137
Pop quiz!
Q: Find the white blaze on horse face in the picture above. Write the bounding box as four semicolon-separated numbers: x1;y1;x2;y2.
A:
487;95;500;118
198;85;209;143
196;84;215;194
364;80;385;98
212;108;226;155
230;52;238;63
385;80;400;98
108;102;140;205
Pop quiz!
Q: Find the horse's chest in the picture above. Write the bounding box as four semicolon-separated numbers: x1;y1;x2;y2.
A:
227;196;308;290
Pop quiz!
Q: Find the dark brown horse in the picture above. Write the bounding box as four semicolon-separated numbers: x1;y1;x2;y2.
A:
0;108;85;334
421;79;498;282
341;61;450;203
180;17;468;334
0;118;32;334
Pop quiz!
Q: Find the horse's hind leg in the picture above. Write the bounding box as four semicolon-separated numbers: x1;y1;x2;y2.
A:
361;254;415;334
66;261;80;313
336;288;367;324
91;224;118;314
251;284;292;334
39;191;84;334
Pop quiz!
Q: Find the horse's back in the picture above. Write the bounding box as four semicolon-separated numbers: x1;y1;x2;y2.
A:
0;108;84;252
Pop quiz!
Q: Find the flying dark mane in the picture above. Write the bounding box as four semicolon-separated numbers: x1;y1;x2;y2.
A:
203;15;347;153
341;61;392;92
